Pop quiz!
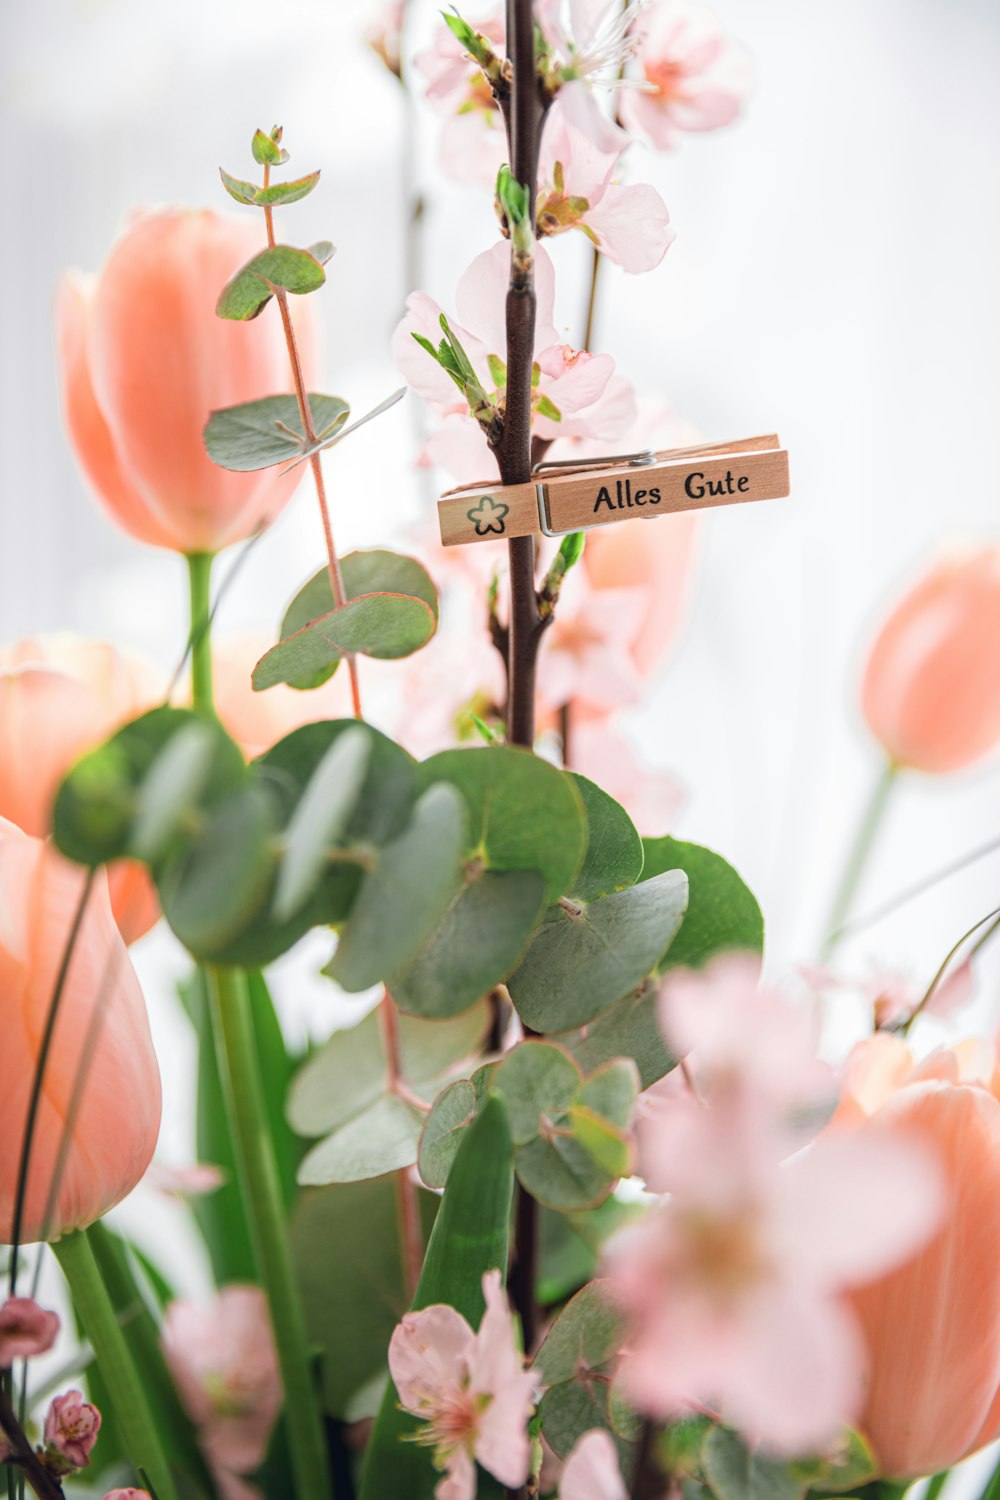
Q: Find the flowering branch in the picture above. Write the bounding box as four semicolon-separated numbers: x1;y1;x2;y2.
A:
0;1383;65;1500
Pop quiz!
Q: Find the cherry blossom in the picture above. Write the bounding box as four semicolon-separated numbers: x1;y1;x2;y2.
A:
367;0;405;80
44;1390;101;1473
537;99;674;272
559;1428;627;1500
567;719;685;834
414;9;508;184
388;1269;538;1499
620;0;751;149
0;1296;60;1365
394;242;635;484
538;571;649;714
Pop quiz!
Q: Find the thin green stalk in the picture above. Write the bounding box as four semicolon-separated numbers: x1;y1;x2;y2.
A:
52;1231;178;1500
821;760;898;959
186;551;215;716
924;1472;950;1500
209;966;332;1500
980;1456;1000;1500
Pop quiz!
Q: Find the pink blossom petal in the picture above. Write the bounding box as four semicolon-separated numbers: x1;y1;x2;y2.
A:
584;183;676;272
389;1303;476;1413
559;1429;627;1500
0;1296;60;1364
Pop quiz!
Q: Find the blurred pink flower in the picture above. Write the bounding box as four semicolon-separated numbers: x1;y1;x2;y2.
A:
539;576;648;714
609;1087;942;1453
162;1287;281;1485
559;1429;627;1500
537;101;674;272
0;1297;60;1364
388;1269;538;1498
103;1491;152;1499
147;1162;225;1200
394;243;635;484
803;959;975;1031
210;630;355;760
620;0;751;148
367;0;405;78
414;9;507;183
44;1390;101;1472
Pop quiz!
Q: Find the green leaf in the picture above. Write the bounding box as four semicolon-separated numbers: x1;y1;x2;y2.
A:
563;977;678;1089
420;746;587;904
702;1427;806;1500
308;239;335;266
417;1080;477;1188
360;1096;515;1500
220;167;259;204
253;593;437;690
257;719;417;849
156;784;276;960
276;548;439;686
204;393;349;472
569;773;644;902
508;869;688;1032
216;244;327;321
390;868;545;1019
786;1429;877;1494
291;1175;438;1418
252;128;288;165
298;1093;424;1184
535;1281;634;1467
53;706;245;869
254;170;321;206
538;1198;643;1306
642;837;763;973
493;1042;638;1211
273;726;371;921
329;783;467;992
129;719;218;863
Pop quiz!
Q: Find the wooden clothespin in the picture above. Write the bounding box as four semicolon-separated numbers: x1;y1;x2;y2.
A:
437;433;790;547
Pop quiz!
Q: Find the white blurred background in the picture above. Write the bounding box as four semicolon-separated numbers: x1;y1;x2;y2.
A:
3;2;1000;1491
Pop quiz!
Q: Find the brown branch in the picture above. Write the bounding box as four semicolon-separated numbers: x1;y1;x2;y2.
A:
379;992;424;1299
0;1382;65;1500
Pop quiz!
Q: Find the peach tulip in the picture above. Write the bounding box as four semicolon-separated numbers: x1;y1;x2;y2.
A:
836;1035;1000;1477
56;208;317;554
861;547;1000;773
0;819;161;1244
0;634;162;942
210;631;355;760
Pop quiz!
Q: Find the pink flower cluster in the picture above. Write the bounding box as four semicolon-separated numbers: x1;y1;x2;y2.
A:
607;956;944;1453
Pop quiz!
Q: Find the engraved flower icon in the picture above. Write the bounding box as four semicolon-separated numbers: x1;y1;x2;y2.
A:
467;494;510;536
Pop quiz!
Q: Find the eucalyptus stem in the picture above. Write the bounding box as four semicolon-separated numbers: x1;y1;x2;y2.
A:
820;761;898;960
208;967;332;1500
52;1231;177;1500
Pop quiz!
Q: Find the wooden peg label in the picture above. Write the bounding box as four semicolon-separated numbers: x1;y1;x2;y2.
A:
438;481;540;548
541;447;790;536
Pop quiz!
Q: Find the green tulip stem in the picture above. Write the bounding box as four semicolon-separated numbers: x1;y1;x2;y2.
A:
184;554;332;1499
53;1230;178;1500
820;760;899;960
924;1471;950;1499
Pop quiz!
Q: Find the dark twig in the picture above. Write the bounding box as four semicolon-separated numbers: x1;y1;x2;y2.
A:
0;1384;64;1500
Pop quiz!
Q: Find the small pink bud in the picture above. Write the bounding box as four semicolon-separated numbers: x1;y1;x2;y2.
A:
102;1491;153;1498
0;1297;60;1365
44;1389;101;1472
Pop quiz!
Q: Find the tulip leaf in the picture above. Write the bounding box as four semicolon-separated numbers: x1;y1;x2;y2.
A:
569;774;644;902
642;837;763;973
277;549;439;687
291;1176;438;1419
420;746;587;904
53;706;245;869
254;170;321;206
203;392;350;472
328;783;467;992
216;243;327;321
508;870;688;1033
390;868;545;1019
219;168;259;205
273;726;371;921
253;593;437;691
359;1096;514;1500
493;1042;638;1211
702;1427;807;1500
562;977;677;1089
